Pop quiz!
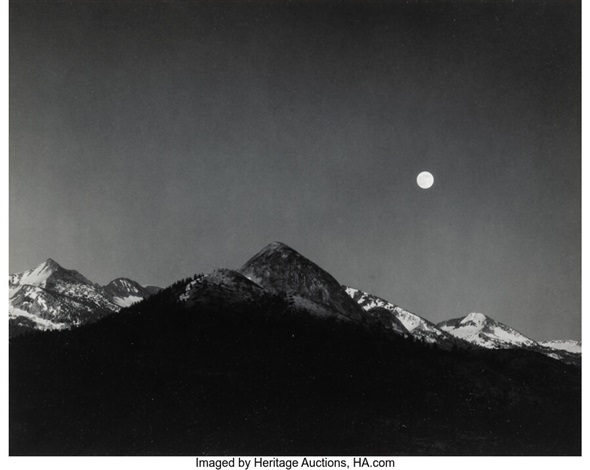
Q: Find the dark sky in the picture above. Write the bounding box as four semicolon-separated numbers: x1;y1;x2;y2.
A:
10;0;580;341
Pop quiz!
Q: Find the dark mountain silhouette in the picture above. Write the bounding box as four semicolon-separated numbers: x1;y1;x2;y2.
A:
365;307;410;336
179;268;268;310
9;243;581;455
143;285;162;296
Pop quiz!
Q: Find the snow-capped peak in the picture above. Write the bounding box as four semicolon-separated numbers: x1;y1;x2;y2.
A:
10;258;62;291
106;278;141;294
9;260;159;336
438;313;536;350
103;278;156;308
460;312;489;327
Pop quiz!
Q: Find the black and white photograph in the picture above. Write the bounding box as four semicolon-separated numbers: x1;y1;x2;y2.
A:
7;0;582;458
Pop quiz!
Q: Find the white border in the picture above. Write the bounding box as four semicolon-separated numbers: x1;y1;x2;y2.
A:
1;0;586;467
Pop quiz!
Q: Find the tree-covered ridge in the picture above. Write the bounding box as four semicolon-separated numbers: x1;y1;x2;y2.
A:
10;280;581;455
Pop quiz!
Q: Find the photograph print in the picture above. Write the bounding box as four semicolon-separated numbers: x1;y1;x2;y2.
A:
9;0;581;456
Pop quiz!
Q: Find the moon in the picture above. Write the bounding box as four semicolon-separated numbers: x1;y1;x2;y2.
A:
416;171;434;189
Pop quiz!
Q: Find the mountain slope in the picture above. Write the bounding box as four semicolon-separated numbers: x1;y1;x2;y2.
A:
10;273;582;455
365;307;411;336
179;269;268;308
143;285;162;296
539;339;581;354
347;287;580;364
345;286;459;346
239;242;365;322
9;243;582;455
104;278;157;308
9;259;119;334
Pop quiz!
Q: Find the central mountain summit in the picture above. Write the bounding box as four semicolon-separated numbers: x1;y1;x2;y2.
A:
238;241;365;322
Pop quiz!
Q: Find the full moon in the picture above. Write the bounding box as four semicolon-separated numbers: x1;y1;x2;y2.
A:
416;171;434;189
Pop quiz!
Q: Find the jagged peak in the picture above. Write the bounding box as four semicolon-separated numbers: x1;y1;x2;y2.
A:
10;258;65;287
16;258;64;276
241;242;330;280
240;242;365;322
43;258;62;270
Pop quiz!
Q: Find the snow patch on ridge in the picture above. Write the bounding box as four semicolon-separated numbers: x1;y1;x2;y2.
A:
112;295;144;307
345;286;451;344
539;340;581;354
9;306;68;331
10;260;58;290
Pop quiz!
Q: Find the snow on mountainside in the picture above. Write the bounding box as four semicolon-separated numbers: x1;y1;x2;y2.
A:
176;244;368;323
239;242;365;322
179;269;267;307
539;339;581;354
9;258;93;298
347;287;580;363
437;313;581;364
366;307;411;337
345;287;456;345
9;259;119;334
437;313;537;350
104;278;157;308
9;258;61;296
10;283;108;330
11;247;579;366
9;259;159;336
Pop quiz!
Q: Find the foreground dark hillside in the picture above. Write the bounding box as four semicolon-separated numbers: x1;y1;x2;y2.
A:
10;283;581;456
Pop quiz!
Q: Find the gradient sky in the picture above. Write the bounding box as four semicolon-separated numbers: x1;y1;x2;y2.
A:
10;0;580;341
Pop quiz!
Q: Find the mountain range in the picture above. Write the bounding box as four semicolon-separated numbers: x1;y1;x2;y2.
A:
9;242;582;455
346;287;580;364
9;258;160;336
9;242;580;363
